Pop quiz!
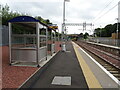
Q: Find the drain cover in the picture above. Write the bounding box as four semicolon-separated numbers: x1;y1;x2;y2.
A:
51;76;71;86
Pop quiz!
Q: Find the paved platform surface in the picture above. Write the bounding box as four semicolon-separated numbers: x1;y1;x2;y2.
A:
2;46;38;88
30;42;88;88
2;41;62;88
20;41;120;89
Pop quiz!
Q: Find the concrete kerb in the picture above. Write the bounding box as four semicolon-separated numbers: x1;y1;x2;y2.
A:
18;51;60;89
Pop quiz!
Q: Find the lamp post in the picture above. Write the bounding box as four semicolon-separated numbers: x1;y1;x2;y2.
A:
99;25;102;37
62;0;70;51
116;18;119;46
117;18;119;39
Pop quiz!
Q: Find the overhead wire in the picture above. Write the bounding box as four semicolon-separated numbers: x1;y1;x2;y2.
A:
94;3;118;23
93;0;115;21
93;0;118;23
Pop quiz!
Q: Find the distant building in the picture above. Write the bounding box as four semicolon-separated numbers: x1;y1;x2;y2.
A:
112;33;120;39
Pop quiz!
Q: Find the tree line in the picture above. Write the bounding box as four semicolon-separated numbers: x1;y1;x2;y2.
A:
94;23;120;37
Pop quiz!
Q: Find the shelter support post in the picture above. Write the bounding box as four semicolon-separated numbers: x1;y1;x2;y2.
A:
9;22;12;65
46;27;48;60
36;22;39;67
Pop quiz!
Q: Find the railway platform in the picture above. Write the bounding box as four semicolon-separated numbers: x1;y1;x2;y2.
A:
20;41;120;89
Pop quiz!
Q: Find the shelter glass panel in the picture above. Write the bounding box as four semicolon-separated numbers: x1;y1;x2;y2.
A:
11;23;37;48
39;27;47;48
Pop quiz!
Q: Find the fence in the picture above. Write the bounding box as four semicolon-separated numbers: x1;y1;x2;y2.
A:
0;25;2;46
0;25;9;46
88;37;120;47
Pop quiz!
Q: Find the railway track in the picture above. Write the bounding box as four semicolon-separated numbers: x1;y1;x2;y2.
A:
75;41;120;81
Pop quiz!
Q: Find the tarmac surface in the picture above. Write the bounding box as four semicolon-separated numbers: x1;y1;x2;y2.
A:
29;42;88;88
20;41;120;89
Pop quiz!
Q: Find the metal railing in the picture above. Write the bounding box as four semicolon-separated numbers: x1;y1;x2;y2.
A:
1;25;9;46
88;37;120;47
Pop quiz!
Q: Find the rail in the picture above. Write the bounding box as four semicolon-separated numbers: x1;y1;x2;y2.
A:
75;41;120;69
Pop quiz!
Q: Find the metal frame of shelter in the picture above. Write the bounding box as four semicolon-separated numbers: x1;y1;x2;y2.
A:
8;16;49;67
47;28;56;56
47;24;60;55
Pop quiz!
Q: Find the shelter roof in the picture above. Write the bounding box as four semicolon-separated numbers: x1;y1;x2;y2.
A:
8;16;40;22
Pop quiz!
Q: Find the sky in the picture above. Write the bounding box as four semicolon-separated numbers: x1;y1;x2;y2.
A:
1;0;120;34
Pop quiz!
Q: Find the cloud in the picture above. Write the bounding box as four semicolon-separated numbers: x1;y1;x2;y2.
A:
1;0;119;34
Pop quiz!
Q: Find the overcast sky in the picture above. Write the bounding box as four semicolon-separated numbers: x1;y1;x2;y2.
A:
1;0;120;34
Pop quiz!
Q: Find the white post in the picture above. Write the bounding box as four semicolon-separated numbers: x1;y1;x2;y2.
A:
46;26;48;60
54;31;56;53
116;1;120;46
117;1;119;40
61;0;66;51
118;1;120;22
36;22;39;66
9;23;12;64
62;0;70;51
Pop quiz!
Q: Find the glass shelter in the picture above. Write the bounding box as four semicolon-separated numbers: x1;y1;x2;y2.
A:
8;16;48;67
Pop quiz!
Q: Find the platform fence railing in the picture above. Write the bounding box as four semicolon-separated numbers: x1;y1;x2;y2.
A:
87;37;120;47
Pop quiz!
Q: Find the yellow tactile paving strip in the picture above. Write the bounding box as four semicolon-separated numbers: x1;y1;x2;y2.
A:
72;42;102;88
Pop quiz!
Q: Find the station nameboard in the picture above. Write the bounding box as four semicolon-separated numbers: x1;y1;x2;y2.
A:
48;24;58;29
118;1;120;22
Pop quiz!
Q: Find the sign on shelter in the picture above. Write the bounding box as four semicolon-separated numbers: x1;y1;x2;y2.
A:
48;24;58;30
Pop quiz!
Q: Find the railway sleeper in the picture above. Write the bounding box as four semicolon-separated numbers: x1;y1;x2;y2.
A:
78;43;120;69
103;65;113;67
109;71;119;73
106;68;117;70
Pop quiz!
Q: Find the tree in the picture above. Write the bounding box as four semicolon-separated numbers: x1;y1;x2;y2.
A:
0;4;2;24
84;32;89;39
94;23;120;37
1;4;22;26
35;16;52;25
79;33;83;37
94;28;101;37
1;4;55;34
2;4;10;25
104;24;113;37
35;16;43;22
45;19;52;24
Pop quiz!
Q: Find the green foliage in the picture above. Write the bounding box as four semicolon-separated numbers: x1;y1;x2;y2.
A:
79;33;83;36
44;19;52;24
2;4;53;26
35;16;52;24
1;4;23;25
94;23;120;37
83;32;89;39
0;4;1;14
1;4;60;37
12;23;36;34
